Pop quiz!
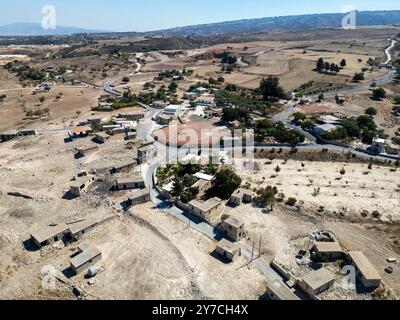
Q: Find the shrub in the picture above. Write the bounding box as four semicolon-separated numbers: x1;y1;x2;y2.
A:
286;197;297;206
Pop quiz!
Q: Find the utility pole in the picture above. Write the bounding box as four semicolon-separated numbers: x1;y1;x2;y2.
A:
251;240;255;262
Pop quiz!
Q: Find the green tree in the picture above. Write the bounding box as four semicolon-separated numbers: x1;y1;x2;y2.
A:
259;76;285;101
316;58;325;73
207;168;241;200
256;186;278;210
365;107;377;116
372;88;386;100
340;59;347;68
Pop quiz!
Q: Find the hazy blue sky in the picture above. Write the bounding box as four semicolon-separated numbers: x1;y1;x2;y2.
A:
1;0;400;32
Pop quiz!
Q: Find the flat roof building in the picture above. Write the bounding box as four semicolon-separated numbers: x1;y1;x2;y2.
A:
70;245;102;275
128;188;150;206
75;145;99;157
188;197;223;224
298;268;335;297
229;188;253;206
265;281;301;301
94;132;110;144
314;124;337;135
69;219;98;240
222;216;245;242
70;176;95;197
115;176;145;191
348;251;382;289
138;143;157;164
30;223;69;248
312;241;344;261
110;160;137;174
215;239;240;262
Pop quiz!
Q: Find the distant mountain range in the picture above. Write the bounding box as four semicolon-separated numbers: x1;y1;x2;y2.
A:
1;10;400;37
142;10;400;36
0;23;107;36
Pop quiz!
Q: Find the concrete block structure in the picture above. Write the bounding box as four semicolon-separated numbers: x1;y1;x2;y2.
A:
222;216;245;242
215;239;240;262
348;251;382;289
298;268;335;297
70;245;102;275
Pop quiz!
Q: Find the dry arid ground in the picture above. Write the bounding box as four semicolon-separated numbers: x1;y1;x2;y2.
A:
0;133;266;300
242;159;400;222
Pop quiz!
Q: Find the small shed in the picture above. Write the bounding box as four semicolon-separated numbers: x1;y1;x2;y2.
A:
75;145;99;157
115;176;145;190
312;241;344;261
215;239;240;262
128;189;150;206
70;176;95;197
94;132;110;144
298;268;335;297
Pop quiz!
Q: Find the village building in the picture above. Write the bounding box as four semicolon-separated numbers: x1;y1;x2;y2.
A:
298;268;335;297
196;95;215;108
94;132;110;144
313;124;337;135
68;219;99;240
163;105;182;116
222;216;245;242
311;241;344;261
0;130;18;142
229;188;253;206
183;92;198;100
137;143;157;164
125;132;137;141
318;115;340;125
87;117;103;125
127;188;151;206
215;239;240;262
348;251;382;288
30;223;69;248
75;145;99;157
265;282;301;301
156;113;174;125
70;175;95;197
110;160;137;174
118;112;146;120
191;178;211;194
181;154;201;165
18;129;37;137
152;100;169;109
115;176;145;191
112;127;126;135
68;126;93;139
188;197;223;223
103;124;122;131
70;244;102;275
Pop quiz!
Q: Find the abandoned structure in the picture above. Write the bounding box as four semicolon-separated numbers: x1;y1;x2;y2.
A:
229;188;253;206
70;244;102;275
69;219;99;240
115;176;145;191
30;223;70;248
188;197;223;224
137;143;157;164
222;216;245;242
298;268;335;297
75;145;99;157
68;126;93;139
215;239;240;262
348;251;382;288
94;132;110;144
110;160;137;174
311;241;344;261
265;282;301;301
30;219;100;248
70;176;95;197
127;189;151;206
